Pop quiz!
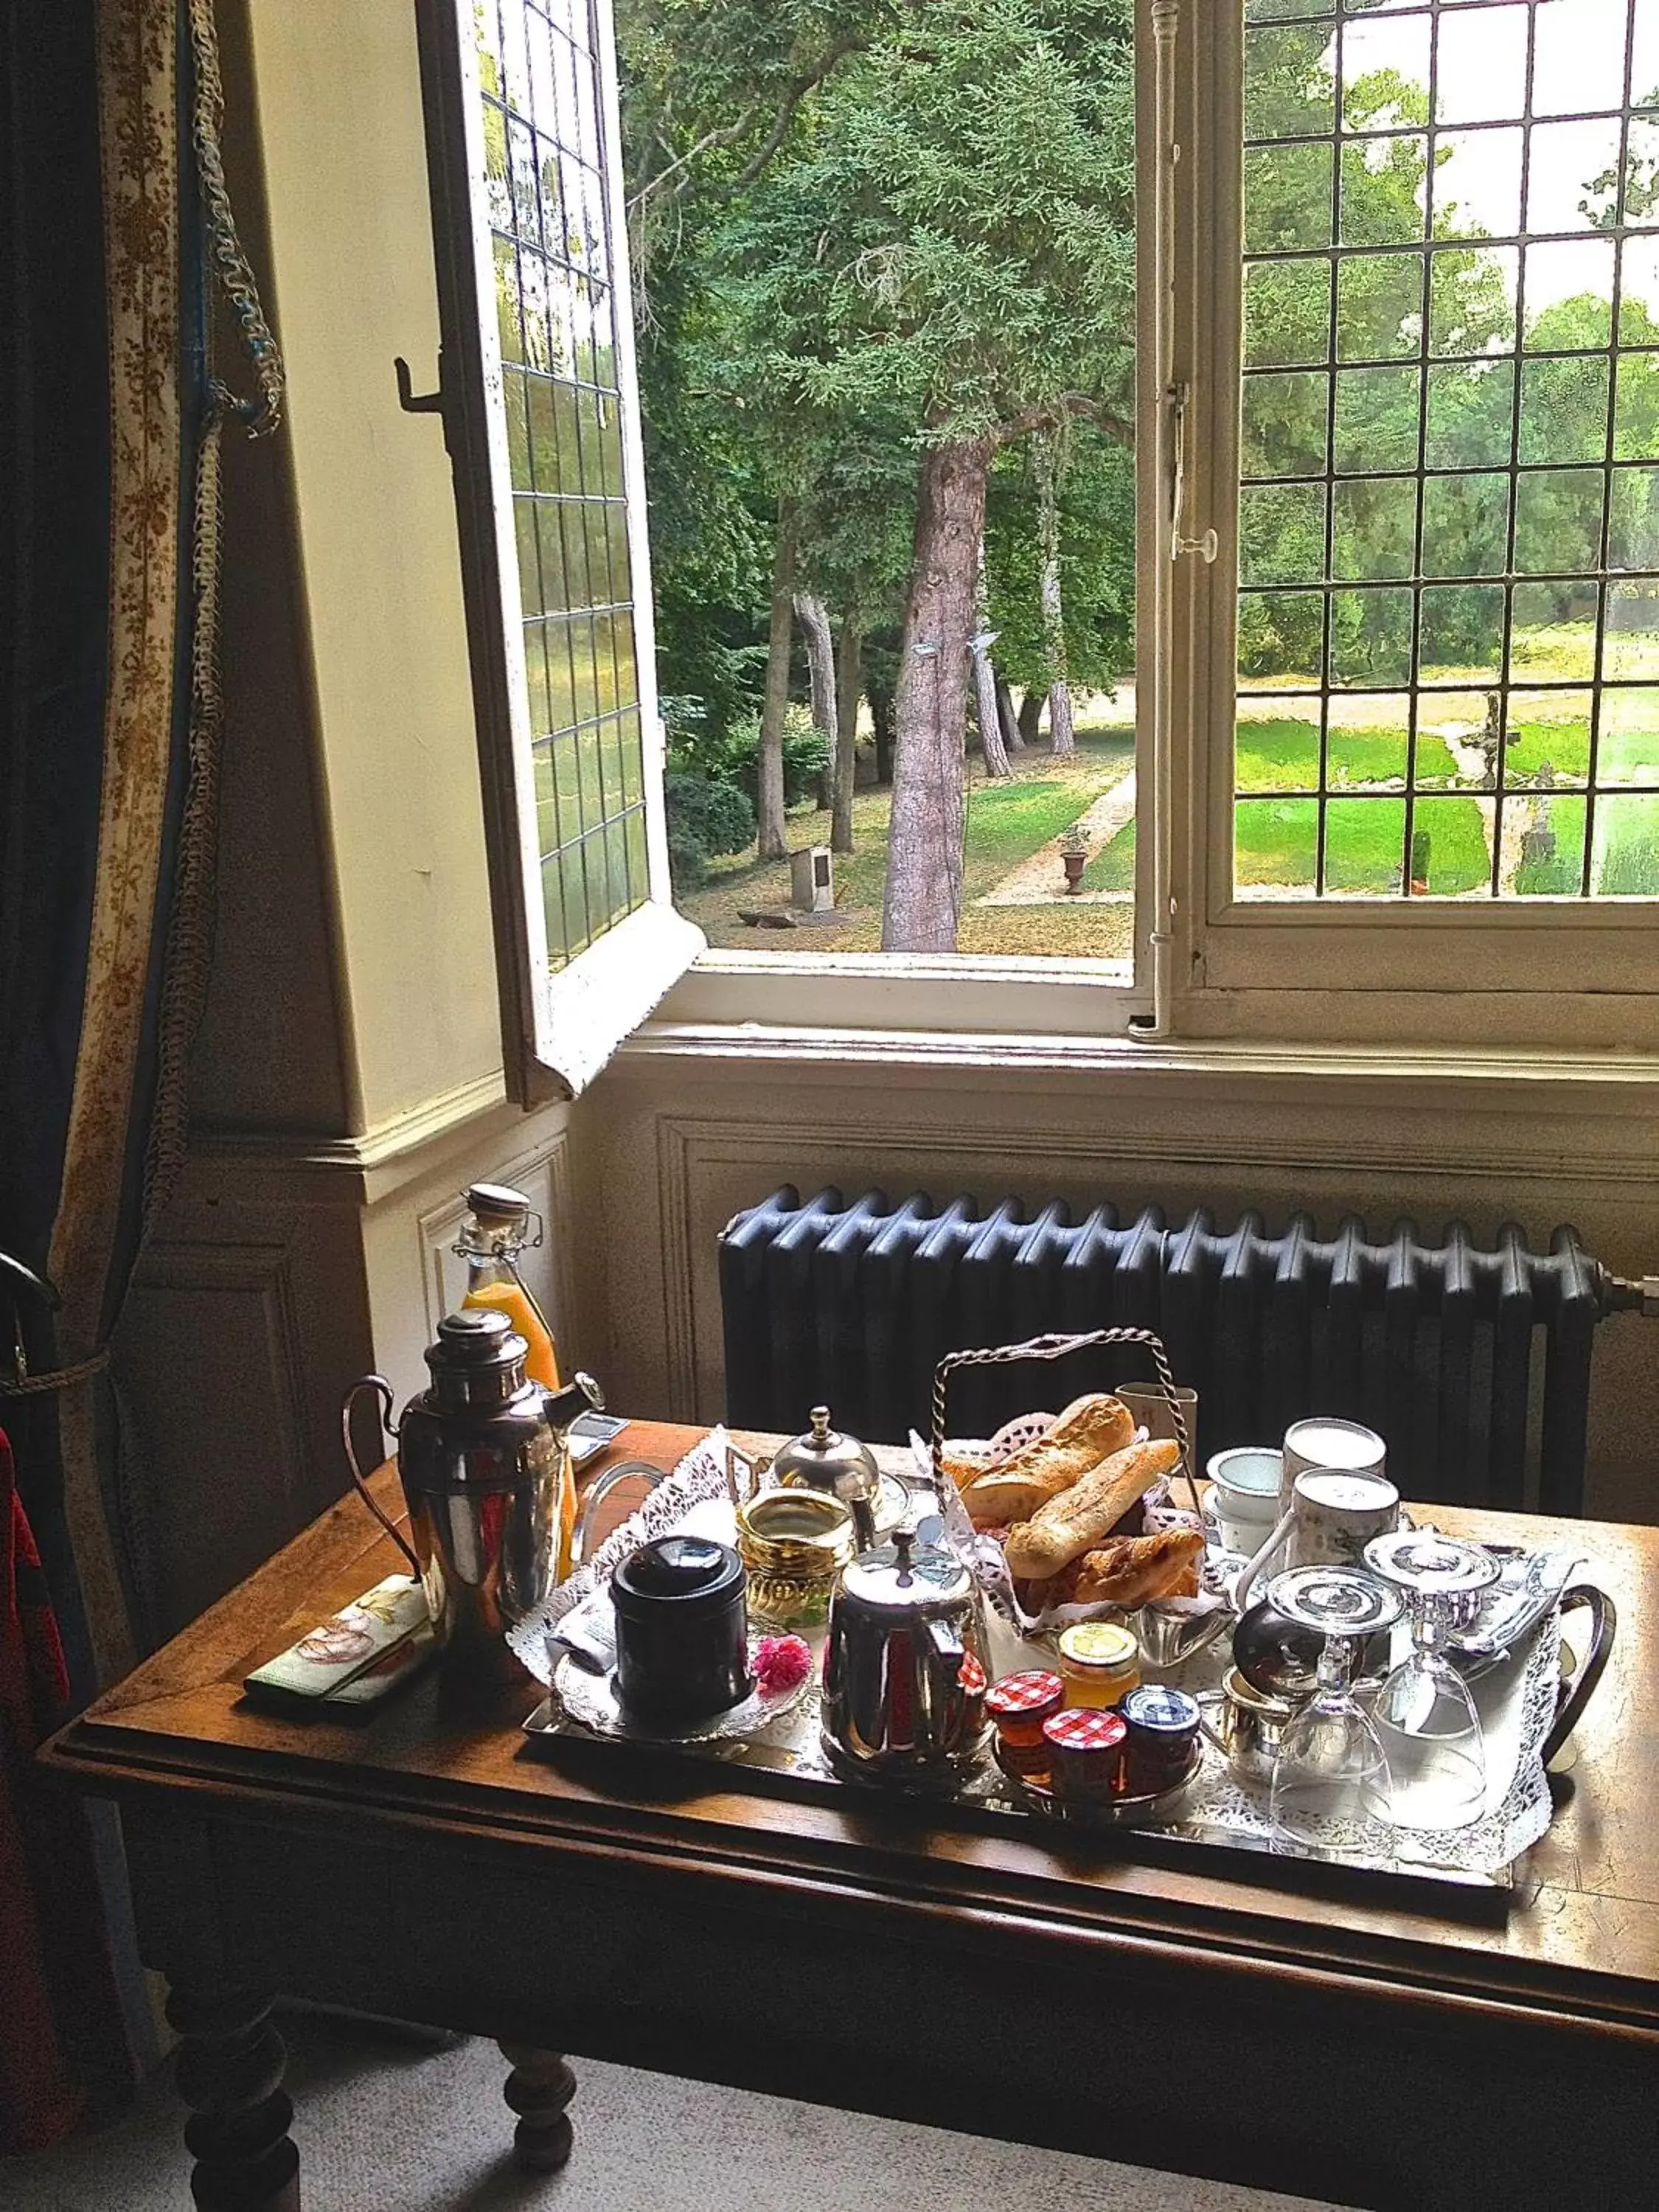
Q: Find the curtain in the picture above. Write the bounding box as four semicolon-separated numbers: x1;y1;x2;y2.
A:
0;0;281;2147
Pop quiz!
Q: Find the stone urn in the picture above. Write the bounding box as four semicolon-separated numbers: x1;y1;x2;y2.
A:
1060;828;1088;895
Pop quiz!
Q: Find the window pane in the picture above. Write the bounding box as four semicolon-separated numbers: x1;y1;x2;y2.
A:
1505;690;1592;787
1328;697;1409;788
1599;689;1659;784
1244;370;1331;478
1247;259;1333;366
1331;586;1414;686
1235;0;1659;903
1325;796;1406;891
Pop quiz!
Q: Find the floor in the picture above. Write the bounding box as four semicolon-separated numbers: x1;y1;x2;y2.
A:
0;2015;1354;2212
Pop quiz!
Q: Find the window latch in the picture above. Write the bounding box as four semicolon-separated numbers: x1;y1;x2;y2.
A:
1169;381;1217;563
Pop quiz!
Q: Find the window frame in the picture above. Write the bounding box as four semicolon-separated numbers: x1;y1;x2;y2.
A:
1169;0;1659;1050
414;0;702;1103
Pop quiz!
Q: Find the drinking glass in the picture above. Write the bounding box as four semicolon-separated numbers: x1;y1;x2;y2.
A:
1365;1529;1500;1835
1266;1565;1403;1857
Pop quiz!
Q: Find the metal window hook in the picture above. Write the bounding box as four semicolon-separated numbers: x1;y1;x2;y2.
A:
394;355;445;417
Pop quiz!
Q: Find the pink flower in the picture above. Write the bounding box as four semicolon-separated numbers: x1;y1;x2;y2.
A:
754;1634;812;1694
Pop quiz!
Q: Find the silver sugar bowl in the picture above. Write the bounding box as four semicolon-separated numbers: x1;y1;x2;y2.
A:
772;1405;883;1549
821;1528;991;1790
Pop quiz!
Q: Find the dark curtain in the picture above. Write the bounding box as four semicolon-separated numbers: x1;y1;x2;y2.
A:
0;0;279;2148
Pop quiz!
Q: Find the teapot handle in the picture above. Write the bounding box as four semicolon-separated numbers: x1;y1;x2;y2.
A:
341;1374;423;1585
1541;1582;1617;1768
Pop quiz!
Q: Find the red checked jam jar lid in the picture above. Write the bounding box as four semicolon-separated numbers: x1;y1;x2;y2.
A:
986;1669;1064;1733
1043;1706;1129;1753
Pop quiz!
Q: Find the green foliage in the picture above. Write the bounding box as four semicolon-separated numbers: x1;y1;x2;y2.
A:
664;768;757;890
986;425;1134;692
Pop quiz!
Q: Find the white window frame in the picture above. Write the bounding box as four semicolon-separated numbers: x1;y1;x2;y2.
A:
414;0;702;1103
1166;0;1659;1053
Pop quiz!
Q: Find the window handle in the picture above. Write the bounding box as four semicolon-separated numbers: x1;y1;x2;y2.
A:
1168;380;1217;563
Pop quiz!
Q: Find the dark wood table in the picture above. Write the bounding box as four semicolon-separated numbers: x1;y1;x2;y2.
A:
43;1422;1659;2211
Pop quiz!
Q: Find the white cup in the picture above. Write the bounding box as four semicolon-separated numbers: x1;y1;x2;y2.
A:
1232;1467;1400;1613
1282;1416;1386;1486
1205;1447;1284;1557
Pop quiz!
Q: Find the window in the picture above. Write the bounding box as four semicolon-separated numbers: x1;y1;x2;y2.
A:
1235;0;1659;905
420;0;1659;1065
416;0;700;1100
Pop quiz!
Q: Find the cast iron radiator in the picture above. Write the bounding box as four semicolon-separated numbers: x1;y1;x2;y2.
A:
719;1187;1655;1515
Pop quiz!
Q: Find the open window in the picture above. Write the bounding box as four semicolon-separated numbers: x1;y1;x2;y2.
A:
414;0;702;1100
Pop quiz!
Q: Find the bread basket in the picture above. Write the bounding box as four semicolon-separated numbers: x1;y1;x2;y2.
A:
928;1329;1218;1642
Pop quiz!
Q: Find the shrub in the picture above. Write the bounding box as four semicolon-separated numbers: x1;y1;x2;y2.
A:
664;769;756;892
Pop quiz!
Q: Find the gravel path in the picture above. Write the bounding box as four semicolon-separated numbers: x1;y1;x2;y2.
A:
977;765;1138;906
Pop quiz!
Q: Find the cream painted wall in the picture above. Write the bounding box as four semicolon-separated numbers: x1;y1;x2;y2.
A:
233;0;501;1131
580;1047;1659;1526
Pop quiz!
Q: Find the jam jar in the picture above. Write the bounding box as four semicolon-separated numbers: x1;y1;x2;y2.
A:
1042;1707;1128;1805
1056;1619;1141;1708
985;1669;1065;1779
1119;1683;1201;1791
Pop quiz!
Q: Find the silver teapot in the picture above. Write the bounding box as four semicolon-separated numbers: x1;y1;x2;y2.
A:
821;1528;990;1789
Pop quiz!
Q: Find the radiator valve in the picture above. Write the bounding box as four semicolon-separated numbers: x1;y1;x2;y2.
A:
1605;1273;1659;1319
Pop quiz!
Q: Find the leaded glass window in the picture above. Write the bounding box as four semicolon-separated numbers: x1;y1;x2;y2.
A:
476;0;650;963
1237;0;1659;900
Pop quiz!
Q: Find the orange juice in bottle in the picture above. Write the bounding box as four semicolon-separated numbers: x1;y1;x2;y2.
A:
456;1185;574;1573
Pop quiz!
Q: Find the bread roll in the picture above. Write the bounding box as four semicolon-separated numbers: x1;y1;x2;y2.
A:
1071;1526;1206;1607
1001;1438;1179;1577
961;1394;1134;1528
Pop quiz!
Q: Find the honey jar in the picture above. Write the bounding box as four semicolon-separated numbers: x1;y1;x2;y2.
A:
985;1669;1065;1779
1055;1619;1141;1708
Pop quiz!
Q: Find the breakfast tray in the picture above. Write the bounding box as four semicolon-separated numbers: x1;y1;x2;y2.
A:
517;1418;1595;1918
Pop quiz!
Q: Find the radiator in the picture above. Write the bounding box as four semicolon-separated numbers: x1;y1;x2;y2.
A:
718;1187;1653;1516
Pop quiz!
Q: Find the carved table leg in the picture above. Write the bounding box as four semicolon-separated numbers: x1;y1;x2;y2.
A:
498;2042;576;2173
167;1985;300;2212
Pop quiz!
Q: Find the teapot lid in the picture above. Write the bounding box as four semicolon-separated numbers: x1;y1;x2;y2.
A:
839;1526;971;1612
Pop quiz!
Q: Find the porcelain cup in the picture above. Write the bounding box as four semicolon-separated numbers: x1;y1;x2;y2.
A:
1231;1467;1400;1613
1205;1447;1284;1557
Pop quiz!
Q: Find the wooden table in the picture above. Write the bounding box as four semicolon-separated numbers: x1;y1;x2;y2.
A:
42;1422;1659;2211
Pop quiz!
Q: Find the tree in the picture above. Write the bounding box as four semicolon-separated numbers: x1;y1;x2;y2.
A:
718;1;1135;946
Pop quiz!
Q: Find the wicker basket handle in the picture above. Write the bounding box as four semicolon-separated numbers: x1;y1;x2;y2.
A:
930;1326;1200;1519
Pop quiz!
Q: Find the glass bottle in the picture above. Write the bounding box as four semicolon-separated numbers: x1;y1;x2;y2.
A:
455;1184;571;1575
455;1183;561;1391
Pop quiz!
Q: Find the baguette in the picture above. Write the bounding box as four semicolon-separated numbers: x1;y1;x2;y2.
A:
961;1394;1134;1528
1001;1438;1179;1577
1071;1526;1206;1608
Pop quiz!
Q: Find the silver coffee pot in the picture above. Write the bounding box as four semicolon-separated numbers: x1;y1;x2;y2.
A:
821;1528;991;1788
343;1309;602;1681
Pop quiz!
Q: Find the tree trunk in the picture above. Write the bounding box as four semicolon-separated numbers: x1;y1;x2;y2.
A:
883;439;990;953
1017;688;1043;747
832;619;860;855
793;588;837;810
758;509;796;859
869;678;894;785
973;540;1012;779
1035;433;1076;756
996;673;1024;754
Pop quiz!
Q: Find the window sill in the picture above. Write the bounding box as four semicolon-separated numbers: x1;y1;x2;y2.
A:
618;1010;1659;1112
